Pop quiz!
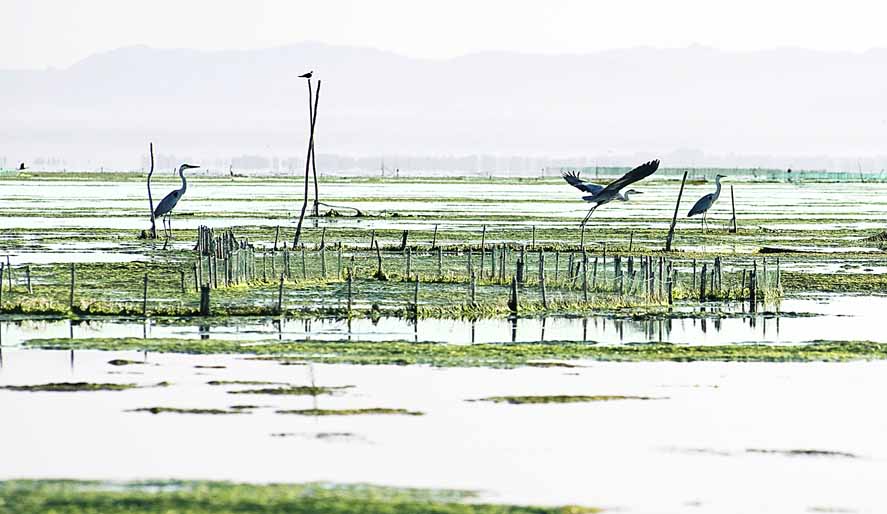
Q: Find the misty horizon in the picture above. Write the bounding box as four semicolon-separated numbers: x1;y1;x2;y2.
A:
4;41;887;173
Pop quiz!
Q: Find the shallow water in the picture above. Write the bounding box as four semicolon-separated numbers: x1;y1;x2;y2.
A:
4;179;887;239
0;348;885;514
3;177;887;513
0;295;884;348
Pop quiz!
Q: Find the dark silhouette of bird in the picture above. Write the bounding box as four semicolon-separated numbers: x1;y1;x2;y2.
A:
562;159;660;226
687;174;726;233
154;163;199;238
18;162;26;170
299;71;313;79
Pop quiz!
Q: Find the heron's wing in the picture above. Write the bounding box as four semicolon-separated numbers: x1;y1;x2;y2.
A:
600;159;660;196
154;190;181;217
561;170;605;194
687;193;713;217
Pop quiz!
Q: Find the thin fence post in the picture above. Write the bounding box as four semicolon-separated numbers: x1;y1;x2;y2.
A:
277;274;285;315
25;265;32;294
374;240;384;279
346;270;353;315
321;247;327;278
667;269;674;306
199;286;211;316
591;256;598;290
699;263;707;302
467;248;473;277
776;257;781;290
470;271;477;305
69;264;75;310
540;253;547;308
730;185;738;233
142;274;149;317
413;275;420;317
479;225;486;278
508;276;518;313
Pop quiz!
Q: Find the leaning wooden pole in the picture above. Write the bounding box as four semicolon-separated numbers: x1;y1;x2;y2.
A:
308;81;320;217
293;80;321;248
665;170;689;252
730;185;738;233
147;142;157;239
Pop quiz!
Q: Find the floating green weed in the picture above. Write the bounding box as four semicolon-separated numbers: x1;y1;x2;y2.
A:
276;408;424;416
469;395;660;404
229;385;352;396
24;338;887;366
129;407;245;415
0;382;136;392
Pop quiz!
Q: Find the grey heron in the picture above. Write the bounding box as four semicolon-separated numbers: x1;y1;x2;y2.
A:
299;70;313;79
562;159;660;226
154;163;199;239
687;174;726;233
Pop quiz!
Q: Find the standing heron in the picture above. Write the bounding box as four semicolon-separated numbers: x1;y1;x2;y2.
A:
687;174;726;233
562;159;660;226
154;163;199;239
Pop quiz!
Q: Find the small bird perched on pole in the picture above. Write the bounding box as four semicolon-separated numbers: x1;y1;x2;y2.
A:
562;159;660;226
687;174;727;233
299;70;313;79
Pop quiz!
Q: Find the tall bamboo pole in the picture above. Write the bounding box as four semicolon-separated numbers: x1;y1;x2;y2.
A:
665;170;689;251
294;80;321;247
147;142;157;238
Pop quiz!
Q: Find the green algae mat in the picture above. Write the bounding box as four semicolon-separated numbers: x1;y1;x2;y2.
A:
23;338;887;366
0;480;598;514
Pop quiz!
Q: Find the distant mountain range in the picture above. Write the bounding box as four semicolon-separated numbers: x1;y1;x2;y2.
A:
3;43;887;171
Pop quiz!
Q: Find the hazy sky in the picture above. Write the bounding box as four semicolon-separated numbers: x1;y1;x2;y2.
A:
3;0;887;69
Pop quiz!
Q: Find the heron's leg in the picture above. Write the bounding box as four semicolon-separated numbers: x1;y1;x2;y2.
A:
580;205;597;227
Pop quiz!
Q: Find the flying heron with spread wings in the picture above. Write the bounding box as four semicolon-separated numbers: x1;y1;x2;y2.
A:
562;159;660;226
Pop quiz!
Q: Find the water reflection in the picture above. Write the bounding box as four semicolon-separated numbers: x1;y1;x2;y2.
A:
0;295;884;347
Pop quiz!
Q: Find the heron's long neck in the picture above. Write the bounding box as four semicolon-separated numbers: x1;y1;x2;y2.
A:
179;168;187;194
713;177;722;199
